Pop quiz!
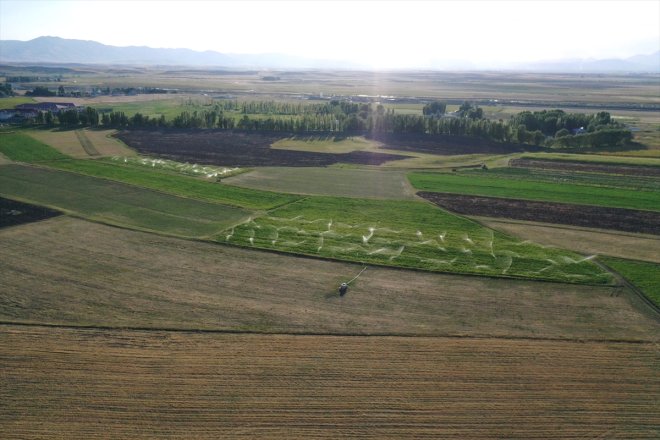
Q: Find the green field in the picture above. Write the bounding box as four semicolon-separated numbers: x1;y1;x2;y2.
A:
408;171;660;212
225;196;612;284
469;167;660;192
48;159;299;210
0;131;69;162
225;167;416;199
600;257;660;308
518;152;660;167
0;164;250;237
0;132;299;210
0;96;35;109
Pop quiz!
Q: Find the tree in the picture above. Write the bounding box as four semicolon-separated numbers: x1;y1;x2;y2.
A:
422;101;447;116
25;86;55;97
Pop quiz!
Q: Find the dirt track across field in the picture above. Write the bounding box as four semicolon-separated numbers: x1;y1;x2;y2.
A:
419;192;660;235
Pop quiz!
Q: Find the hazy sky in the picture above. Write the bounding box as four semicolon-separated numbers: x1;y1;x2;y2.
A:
1;0;658;68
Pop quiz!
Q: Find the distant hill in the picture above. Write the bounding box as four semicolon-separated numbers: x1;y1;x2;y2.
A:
518;52;660;73
0;36;353;69
0;36;658;72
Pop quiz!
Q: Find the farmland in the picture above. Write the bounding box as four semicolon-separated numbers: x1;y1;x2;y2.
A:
226;196;612;284
2;326;659;440
117;129;410;167
0;131;299;210
0;165;250;237
0;196;60;227
419;192;660;235
481;219;660;264
2;217;654;338
409;171;660;212
1;66;659;438
600;257;660;308
26;128;136;157
225;167;416;199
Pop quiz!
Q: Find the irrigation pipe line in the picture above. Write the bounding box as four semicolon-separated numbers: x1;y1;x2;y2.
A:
346;266;367;285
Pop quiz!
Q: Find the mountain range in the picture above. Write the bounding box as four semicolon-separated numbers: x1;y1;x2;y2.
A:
1;36;658;72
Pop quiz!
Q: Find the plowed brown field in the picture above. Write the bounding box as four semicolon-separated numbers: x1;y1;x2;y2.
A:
1;326;658;439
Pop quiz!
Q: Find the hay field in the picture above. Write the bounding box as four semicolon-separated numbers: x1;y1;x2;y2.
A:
26;128;135;157
27;129;91;158
1;217;655;340
481;219;660;264
271;136;383;154
225;167;417;199
1;326;658;439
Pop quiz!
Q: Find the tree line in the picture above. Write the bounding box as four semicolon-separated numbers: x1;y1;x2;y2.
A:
21;100;633;150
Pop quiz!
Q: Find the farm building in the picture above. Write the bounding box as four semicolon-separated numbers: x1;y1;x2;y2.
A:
15;102;77;113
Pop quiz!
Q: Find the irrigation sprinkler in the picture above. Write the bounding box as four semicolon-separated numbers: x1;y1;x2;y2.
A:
339;266;367;296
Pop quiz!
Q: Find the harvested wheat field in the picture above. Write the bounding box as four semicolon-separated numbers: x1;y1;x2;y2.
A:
1;326;658;439
1;216;657;340
27;128;135;158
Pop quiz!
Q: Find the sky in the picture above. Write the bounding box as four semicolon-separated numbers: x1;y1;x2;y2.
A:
1;0;659;68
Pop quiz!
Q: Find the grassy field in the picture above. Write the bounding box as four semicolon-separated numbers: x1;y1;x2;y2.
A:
408;171;660;212
518;152;660;167
2;326;658;439
0;132;299;210
601;257;660;308
225;167;416;199
227;196;612;284
470;166;660;191
0;165;249;237
47;159;299;210
0;131;69;162
0;96;34;109
2;217;653;338
481;219;660;264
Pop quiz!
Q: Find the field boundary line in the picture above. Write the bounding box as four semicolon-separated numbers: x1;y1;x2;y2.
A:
595;258;660;319
0;321;655;344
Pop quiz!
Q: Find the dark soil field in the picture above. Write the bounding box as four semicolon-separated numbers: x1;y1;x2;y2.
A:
510;158;660;177
0;197;60;228
419;192;660;235
116;130;409;167
369;132;540;155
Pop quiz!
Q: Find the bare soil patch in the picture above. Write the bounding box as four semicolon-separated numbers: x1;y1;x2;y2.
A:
2;217;657;340
116;129;409;166
369;132;540;155
0;197;60;228
511;158;660;177
419;192;660;235
2;326;658;439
